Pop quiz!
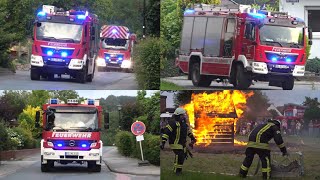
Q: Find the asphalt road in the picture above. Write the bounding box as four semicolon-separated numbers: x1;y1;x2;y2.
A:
0;70;138;90
162;76;320;90
0;148;158;180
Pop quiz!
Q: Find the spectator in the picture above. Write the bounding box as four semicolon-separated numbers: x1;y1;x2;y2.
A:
309;120;314;136
296;121;301;136
291;120;296;135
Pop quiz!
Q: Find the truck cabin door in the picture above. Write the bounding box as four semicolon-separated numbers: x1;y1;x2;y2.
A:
223;18;235;58
242;22;256;60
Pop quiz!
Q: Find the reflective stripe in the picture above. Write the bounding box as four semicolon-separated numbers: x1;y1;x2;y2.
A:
256;123;273;143
278;143;285;148
247;141;270;150
183;147;187;153
261;168;269;172
166;125;173;132
173;155;178;172
174;122;180;145
176;164;183;168
170;144;183;149
266;156;271;179
241;164;249;171
162;134;169;140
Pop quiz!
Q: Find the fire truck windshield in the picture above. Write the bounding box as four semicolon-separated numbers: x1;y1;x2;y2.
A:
102;38;128;50
259;25;304;48
46;107;98;131
36;22;83;43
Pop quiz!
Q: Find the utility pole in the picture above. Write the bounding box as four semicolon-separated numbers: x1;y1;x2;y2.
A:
143;0;146;39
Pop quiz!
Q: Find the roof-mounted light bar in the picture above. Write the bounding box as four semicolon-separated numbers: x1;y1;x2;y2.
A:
67;99;79;104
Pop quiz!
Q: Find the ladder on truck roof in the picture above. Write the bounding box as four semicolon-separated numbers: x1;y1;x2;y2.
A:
193;3;251;13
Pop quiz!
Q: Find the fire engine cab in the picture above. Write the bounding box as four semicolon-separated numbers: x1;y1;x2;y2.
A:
96;25;136;72
35;99;109;172
30;5;99;83
176;4;312;90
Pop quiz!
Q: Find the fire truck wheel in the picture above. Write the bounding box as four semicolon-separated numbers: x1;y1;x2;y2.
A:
30;69;40;80
88;161;101;172
47;74;54;81
87;67;95;82
235;65;252;89
191;63;212;87
41;161;53;172
76;67;87;84
282;76;294;90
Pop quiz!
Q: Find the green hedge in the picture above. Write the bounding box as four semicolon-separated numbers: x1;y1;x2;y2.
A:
13;127;36;149
133;37;160;89
115;131;134;157
0;121;9;150
115;131;160;165
306;58;320;73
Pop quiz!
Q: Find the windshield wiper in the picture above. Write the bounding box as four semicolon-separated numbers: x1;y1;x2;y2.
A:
40;36;57;41
288;42;301;48
262;40;283;47
69;127;95;132
58;38;75;43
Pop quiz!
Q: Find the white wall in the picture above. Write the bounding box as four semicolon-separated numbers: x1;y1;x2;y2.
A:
280;0;320;59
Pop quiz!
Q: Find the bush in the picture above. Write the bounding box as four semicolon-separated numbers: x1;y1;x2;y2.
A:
133;37;160;89
306;57;320;73
0;121;10;150
13;127;36;149
101;129;118;146
115;131;134;157
6;128;23;150
132;133;160;166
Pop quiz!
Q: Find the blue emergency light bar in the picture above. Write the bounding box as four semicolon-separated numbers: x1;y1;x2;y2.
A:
87;99;95;105
50;99;59;104
184;9;195;15
37;11;46;17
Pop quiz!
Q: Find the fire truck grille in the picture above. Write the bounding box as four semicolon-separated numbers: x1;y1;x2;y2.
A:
50;140;95;150
41;47;75;57
265;52;298;62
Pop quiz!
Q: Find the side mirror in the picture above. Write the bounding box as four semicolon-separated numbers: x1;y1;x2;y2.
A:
308;28;313;40
35;111;40;128
104;111;109;129
309;40;313;45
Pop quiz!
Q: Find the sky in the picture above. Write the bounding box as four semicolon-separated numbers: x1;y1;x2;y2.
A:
0;90;159;99
161;90;320;108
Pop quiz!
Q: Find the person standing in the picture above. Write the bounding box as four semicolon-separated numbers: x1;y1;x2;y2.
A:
160;108;196;175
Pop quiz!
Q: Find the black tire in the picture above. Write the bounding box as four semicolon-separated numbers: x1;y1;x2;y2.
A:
282;76;294;90
191;63;212;87
47;74;54;81
87;66;95;82
88;162;101;172
233;64;252;89
76;66;87;84
30;68;40;80
41;160;53;172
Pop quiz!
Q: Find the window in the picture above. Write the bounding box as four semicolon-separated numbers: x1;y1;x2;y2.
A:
244;23;255;40
226;19;235;33
308;10;320;32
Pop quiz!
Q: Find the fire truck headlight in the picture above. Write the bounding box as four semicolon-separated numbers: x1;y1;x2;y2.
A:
252;62;268;74
90;143;97;148
31;55;44;67
44;152;55;156
96;58;106;67
61;52;68;58
47;141;54;147
121;60;132;68
47;51;54;56
293;65;305;76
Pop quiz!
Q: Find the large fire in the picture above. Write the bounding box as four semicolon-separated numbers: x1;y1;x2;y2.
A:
183;90;253;146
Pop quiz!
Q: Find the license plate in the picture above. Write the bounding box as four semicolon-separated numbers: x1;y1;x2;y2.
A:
275;65;289;69
50;58;63;62
110;61;117;64
65;152;79;156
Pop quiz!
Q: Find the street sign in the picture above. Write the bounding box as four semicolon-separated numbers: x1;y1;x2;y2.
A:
131;121;146;136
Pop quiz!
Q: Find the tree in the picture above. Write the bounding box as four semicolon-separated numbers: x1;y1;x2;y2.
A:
145;0;160;36
303;97;320;127
174;90;194;106
18;105;42;138
244;91;270;121
0;91;30;122
49;90;79;103
27;90;50;108
120;103;140;131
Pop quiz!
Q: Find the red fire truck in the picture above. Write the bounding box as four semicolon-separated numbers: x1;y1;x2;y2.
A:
96;25;136;72
176;4;312;90
35;99;109;172
30;5;99;83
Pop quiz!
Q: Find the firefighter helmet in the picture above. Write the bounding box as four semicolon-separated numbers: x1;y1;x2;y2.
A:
268;119;281;128
174;108;186;115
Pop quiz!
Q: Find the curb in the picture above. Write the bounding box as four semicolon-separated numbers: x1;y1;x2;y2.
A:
102;160;160;176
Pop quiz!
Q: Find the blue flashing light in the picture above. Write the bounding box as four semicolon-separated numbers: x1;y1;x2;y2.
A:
50;99;58;104
285;58;291;62
61;52;68;57
88;99;94;105
112;29;117;34
106;56;110;60
118;57;123;61
81;144;87;148
57;143;63;147
248;13;266;19
77;15;86;20
47;51;53;56
184;9;195;15
37;11;46;17
271;57;277;62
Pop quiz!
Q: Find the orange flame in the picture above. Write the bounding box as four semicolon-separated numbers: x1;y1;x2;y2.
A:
183;90;253;146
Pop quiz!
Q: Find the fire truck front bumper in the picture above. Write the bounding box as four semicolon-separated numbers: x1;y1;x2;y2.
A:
41;148;102;165
31;65;84;76
250;62;305;76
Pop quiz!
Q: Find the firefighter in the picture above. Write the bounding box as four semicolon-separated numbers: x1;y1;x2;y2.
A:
160;108;196;175
239;119;288;179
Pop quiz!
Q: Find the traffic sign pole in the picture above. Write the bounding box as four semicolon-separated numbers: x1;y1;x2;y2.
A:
131;121;149;166
139;140;144;161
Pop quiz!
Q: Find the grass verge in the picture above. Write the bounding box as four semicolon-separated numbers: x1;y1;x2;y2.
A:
161;80;184;90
